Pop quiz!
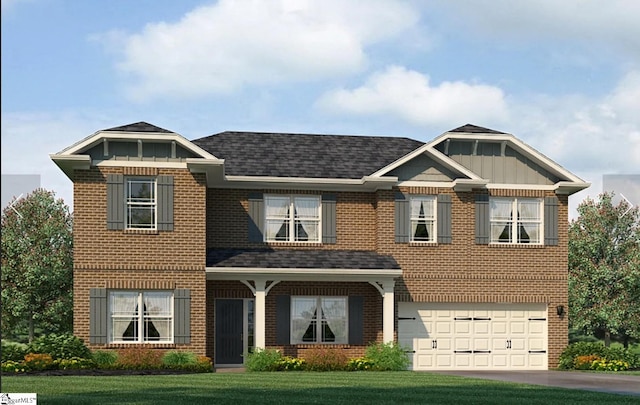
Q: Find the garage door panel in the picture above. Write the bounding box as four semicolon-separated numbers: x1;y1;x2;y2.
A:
398;303;548;371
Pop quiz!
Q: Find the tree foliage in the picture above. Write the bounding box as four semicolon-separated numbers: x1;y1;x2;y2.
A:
568;192;640;346
1;189;73;342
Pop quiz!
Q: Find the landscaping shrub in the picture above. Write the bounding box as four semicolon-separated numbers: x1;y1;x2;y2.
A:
115;347;164;370
1;340;28;362
364;342;410;371
245;348;283;371
303;347;348;371
162;350;198;368
559;342;639;370
23;353;55;371
92;350;119;369
278;356;305;371
55;357;96;370
27;333;92;360
346;357;375;371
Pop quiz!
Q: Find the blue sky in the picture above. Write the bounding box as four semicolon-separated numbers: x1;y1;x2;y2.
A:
2;0;639;216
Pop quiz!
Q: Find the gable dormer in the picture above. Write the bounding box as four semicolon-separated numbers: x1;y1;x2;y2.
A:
50;121;225;185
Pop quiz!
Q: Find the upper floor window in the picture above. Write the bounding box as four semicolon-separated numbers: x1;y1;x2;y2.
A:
410;196;436;242
291;296;347;344
109;290;173;343
265;195;320;242
126;178;156;230
490;198;542;244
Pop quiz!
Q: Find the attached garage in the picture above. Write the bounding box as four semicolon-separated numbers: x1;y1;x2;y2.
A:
398;303;548;370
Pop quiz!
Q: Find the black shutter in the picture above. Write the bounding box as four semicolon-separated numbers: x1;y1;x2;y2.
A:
90;288;108;344
174;289;191;344
437;194;452;244
395;193;409;243
276;295;290;345
248;193;264;242
322;194;337;244
157;175;174;231
475;194;490;244
544;196;559;246
106;174;124;230
348;296;364;345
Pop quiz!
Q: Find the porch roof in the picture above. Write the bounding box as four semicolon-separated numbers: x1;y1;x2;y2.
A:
206;248;400;270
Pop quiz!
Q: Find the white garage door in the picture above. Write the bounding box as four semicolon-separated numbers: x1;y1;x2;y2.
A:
398;303;548;370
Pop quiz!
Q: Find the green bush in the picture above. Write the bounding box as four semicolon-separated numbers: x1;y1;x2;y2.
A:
27;333;91;360
92;350;119;369
1;360;29;373
559;342;640;370
303;347;348;371
162;351;198;367
364;342;410;371
1;340;28;362
245;348;283;371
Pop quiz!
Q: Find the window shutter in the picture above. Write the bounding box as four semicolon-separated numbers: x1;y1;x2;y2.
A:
322;194;337;244
348;296;364;345
395;192;409;243
276;295;290;345
437;194;452;244
174;289;191;344
248;193;264;242
544;196;559;246
157;175;174;231
106;174;124;230
475;194;490;244
90;288;108;344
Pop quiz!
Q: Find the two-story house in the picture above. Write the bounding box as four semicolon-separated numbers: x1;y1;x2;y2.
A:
51;122;589;370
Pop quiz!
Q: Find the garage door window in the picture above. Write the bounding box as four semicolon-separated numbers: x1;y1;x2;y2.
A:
291;297;347;344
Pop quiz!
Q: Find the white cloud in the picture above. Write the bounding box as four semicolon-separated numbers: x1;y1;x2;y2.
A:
101;0;419;100
430;0;640;59
316;65;509;127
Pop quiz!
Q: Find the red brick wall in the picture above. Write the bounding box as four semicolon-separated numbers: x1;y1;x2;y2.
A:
72;167;207;355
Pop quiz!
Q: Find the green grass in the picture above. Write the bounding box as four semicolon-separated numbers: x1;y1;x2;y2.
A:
1;372;637;405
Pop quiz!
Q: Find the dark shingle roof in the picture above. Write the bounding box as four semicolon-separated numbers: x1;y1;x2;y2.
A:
104;122;173;133
192;131;424;178
449;124;505;134
206;249;400;270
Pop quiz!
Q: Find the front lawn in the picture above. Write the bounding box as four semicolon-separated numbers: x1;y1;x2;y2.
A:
1;371;637;405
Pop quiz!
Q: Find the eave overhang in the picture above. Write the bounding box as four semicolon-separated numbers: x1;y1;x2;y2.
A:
206;266;402;282
215;175;399;192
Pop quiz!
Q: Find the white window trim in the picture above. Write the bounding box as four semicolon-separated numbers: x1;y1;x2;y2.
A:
108;290;174;344
125;177;158;230
410;195;437;243
290;296;348;345
490;197;543;245
264;194;322;243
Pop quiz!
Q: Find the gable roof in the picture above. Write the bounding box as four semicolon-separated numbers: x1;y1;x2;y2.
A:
192;131;424;179
449;124;506;134
103;121;173;133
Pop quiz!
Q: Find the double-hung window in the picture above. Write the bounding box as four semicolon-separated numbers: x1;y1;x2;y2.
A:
109;291;173;343
490;198;542;244
126;178;157;229
410;196;436;242
265;195;320;242
291;297;347;344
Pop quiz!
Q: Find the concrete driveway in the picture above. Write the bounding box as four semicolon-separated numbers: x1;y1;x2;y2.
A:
431;370;640;397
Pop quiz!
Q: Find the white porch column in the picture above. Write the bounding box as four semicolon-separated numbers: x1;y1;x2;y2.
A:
382;280;396;343
254;279;266;349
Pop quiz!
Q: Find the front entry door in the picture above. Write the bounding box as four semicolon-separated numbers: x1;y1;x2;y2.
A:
216;299;244;365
